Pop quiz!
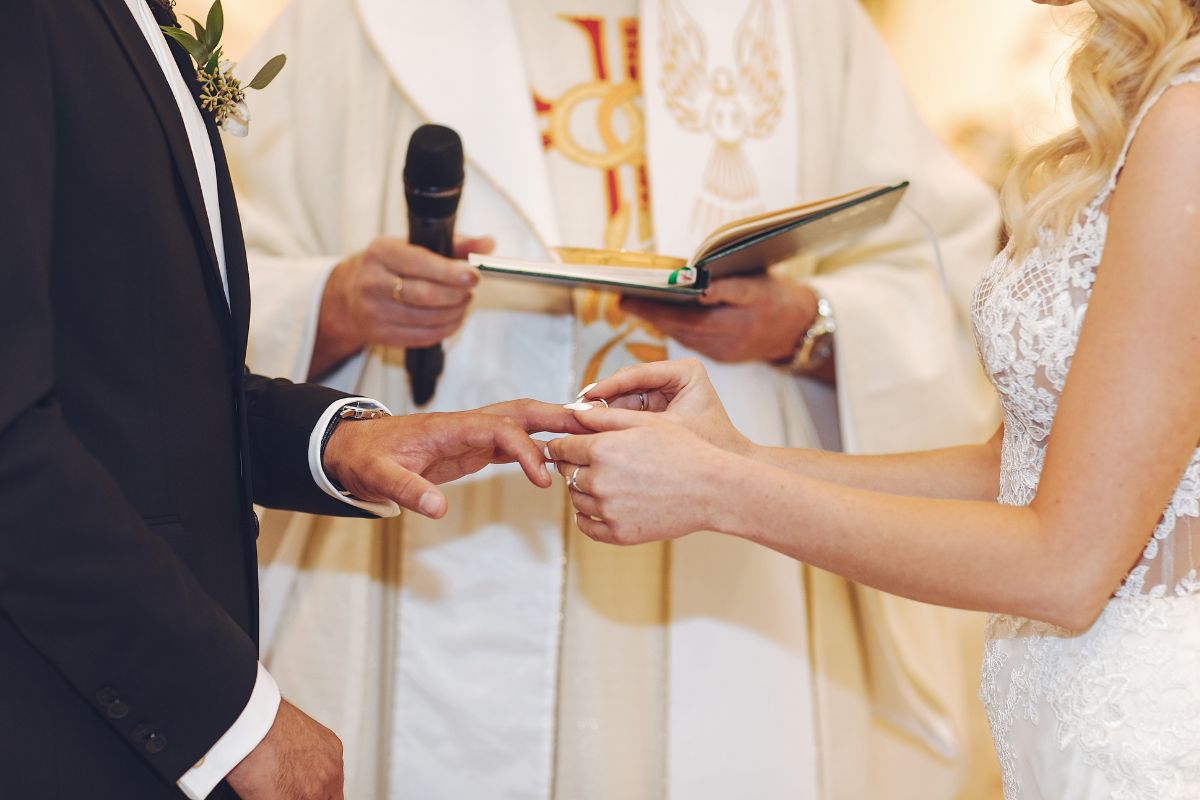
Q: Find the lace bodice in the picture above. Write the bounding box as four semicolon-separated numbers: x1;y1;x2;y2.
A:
970;72;1200;601
971;70;1200;800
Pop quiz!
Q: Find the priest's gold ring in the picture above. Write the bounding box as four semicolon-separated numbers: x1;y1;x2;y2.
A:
391;277;405;303
567;466;581;492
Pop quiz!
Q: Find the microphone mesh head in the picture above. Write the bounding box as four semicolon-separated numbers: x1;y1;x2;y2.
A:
404;124;464;191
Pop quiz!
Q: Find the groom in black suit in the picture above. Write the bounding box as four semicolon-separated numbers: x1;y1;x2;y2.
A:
0;2;575;798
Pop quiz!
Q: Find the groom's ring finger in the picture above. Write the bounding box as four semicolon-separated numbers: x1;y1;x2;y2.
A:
567;466;583;491
547;435;591;466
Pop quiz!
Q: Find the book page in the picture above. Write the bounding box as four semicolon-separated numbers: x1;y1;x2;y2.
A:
469;253;698;288
690;185;887;263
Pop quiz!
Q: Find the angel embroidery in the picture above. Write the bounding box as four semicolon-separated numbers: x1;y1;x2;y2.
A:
658;0;784;233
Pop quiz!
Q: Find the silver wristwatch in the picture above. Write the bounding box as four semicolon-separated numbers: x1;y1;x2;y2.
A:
785;288;836;374
320;403;390;492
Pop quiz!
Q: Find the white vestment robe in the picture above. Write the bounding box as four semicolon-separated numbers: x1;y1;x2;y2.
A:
226;1;1003;797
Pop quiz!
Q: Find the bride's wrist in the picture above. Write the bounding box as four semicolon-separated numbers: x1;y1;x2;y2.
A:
697;448;764;538
718;430;756;459
735;438;765;461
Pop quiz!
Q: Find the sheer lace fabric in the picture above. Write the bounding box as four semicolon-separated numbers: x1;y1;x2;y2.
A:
969;70;1200;799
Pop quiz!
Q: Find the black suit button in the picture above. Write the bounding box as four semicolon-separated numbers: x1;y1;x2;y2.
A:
131;723;154;744
145;733;168;754
106;701;130;720
96;686;118;705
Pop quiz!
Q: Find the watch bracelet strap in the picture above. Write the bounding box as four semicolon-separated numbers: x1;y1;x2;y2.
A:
787;287;836;374
320;403;389;493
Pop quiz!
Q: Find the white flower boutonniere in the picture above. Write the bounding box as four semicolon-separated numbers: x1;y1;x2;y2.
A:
159;0;286;138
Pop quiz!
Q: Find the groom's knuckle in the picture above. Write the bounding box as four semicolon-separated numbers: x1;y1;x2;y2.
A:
366;453;390;477
388;472;418;498
313;757;339;786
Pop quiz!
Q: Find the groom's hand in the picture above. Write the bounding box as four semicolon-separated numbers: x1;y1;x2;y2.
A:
226;700;344;800
322;399;588;518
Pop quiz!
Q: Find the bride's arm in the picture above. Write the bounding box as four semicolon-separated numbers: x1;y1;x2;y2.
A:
556;86;1200;631
580;358;1005;502
747;429;1003;501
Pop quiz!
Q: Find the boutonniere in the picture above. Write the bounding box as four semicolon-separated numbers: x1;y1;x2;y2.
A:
159;0;286;138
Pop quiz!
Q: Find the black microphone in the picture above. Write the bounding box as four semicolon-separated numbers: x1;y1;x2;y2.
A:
403;124;464;407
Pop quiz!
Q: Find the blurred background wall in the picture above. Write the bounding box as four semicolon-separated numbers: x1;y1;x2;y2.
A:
178;0;1090;190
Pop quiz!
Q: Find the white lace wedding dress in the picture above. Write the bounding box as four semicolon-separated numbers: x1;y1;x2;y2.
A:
970;70;1200;799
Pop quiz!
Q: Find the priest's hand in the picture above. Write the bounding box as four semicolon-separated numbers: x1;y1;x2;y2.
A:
578;359;752;455
322;400;587;518
620;274;817;366
309;234;494;379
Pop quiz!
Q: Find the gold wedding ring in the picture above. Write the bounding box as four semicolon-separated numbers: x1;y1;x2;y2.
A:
639;392;648;411
568;466;581;491
391;276;405;303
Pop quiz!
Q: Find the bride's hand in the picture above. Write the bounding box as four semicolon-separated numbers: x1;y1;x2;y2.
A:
547;411;736;544
578;359;751;455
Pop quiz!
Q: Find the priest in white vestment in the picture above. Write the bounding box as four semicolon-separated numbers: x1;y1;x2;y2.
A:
226;1;1002;797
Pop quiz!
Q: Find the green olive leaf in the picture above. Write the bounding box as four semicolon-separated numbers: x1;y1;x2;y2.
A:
159;26;209;65
204;46;223;75
246;54;287;91
205;0;224;53
183;14;207;47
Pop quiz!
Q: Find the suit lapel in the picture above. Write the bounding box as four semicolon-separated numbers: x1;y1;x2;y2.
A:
93;0;228;317
209;127;252;357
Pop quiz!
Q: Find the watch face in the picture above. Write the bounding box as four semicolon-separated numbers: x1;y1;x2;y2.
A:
339;404;388;421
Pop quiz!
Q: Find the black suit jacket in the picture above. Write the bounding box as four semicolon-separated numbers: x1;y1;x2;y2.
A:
0;3;368;797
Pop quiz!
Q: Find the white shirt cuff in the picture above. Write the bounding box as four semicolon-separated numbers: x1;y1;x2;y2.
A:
308;397;402;518
177;662;281;800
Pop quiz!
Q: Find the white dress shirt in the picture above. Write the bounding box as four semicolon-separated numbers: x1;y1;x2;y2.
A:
121;3;397;796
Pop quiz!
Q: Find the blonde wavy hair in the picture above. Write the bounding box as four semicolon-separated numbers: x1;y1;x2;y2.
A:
1002;0;1200;257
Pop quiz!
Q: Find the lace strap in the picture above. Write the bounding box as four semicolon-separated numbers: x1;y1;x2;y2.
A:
1092;66;1200;208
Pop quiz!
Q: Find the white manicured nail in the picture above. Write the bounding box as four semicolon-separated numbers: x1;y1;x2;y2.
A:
542;444;553;461
564;402;594;411
576;382;598;399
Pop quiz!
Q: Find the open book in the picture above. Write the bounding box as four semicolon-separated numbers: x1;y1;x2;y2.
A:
469;182;908;302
